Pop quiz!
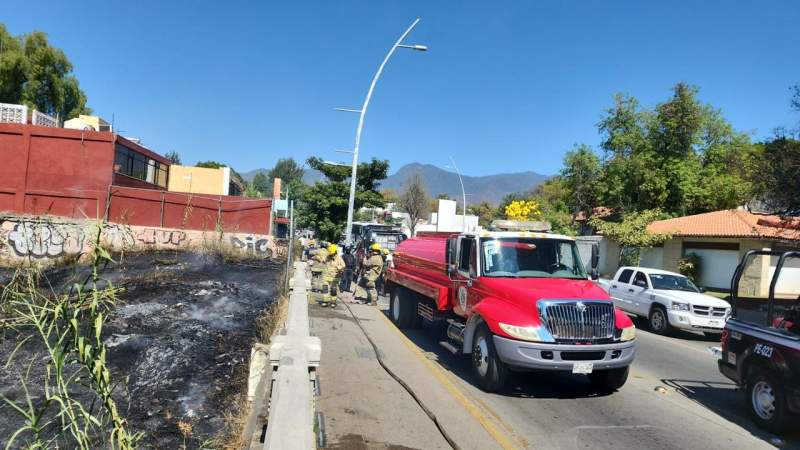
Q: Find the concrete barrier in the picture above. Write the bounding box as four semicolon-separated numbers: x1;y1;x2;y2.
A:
261;261;321;449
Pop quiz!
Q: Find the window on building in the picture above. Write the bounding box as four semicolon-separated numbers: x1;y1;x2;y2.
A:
114;144;168;188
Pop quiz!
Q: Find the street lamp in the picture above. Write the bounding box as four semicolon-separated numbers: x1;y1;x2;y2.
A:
338;18;427;246
445;156;468;231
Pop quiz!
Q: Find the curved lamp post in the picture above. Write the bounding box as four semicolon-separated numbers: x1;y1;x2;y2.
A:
339;18;427;245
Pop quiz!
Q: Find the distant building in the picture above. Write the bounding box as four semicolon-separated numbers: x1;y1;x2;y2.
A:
641;209;800;290
168;165;237;196
415;199;479;234
63;115;112;132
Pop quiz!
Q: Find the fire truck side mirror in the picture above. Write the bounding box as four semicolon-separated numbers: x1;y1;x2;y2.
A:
590;243;600;280
445;237;457;277
591;243;600;269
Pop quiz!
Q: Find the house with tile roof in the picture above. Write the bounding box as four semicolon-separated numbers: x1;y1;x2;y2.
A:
639;209;800;290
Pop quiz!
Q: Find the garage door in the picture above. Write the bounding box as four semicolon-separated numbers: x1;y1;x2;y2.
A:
683;249;739;289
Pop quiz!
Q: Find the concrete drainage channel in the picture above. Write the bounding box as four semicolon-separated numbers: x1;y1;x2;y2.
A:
242;261;321;449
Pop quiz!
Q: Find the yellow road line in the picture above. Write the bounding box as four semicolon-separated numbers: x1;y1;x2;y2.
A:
375;311;519;450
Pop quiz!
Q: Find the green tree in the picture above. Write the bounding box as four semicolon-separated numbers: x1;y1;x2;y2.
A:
752;137;800;215
381;188;399;205
267;158;305;186
0;25;90;119
399;174;431;236
589;209;671;265
560;144;600;216
195;160;225;169
467;201;495;227
252;172;270;196
593;83;756;216
531;177;578;235
296;157;389;241
164;150;181;164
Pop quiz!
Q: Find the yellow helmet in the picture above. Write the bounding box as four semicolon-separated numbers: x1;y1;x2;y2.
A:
382;248;390;255
327;244;338;254
369;243;381;252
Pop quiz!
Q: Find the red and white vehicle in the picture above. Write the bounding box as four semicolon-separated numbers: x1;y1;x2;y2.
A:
385;221;637;392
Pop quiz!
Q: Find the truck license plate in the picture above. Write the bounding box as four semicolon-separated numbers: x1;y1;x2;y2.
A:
708;320;720;327
572;362;593;374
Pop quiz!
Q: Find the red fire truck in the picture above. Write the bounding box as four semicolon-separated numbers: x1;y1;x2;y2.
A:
385;221;637;392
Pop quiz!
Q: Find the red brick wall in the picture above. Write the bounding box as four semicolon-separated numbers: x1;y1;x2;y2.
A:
0;123;113;219
107;187;272;234
0;124;272;235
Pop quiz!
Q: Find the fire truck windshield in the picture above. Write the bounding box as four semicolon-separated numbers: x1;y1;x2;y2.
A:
481;237;587;279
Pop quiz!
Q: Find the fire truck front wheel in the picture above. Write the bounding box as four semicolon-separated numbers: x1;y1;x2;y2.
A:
588;366;629;392
472;324;508;392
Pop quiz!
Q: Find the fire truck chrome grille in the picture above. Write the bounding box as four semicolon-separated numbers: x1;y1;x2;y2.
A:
540;301;615;341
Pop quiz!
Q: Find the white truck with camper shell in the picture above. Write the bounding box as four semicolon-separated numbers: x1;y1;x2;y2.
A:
598;267;731;335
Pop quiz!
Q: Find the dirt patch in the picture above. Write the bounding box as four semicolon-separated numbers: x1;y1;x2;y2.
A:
0;251;283;449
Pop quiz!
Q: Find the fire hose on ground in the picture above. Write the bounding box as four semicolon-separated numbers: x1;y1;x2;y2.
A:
341;299;462;450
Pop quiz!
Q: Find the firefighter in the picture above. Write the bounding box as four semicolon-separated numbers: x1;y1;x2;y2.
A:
340;245;357;293
376;248;391;295
363;243;385;306
309;244;328;304
321;243;345;307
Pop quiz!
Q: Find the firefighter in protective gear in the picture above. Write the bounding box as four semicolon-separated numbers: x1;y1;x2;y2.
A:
309;245;329;304
321;244;345;307
363;243;384;306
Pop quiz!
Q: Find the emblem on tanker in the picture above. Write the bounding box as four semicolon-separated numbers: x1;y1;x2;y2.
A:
458;286;468;311
576;301;587;313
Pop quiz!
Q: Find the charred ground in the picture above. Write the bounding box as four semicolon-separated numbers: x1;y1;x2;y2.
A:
0;251;283;449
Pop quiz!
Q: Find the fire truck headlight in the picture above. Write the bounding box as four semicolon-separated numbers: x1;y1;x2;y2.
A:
620;326;636;341
498;323;553;342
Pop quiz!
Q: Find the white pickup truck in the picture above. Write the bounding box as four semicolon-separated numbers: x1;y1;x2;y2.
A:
598;267;731;335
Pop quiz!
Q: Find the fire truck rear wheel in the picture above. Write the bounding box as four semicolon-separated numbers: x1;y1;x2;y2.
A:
588;366;629;392
390;287;414;329
472;324;508;392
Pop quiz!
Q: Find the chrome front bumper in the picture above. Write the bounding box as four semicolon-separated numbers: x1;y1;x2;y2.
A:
492;336;636;371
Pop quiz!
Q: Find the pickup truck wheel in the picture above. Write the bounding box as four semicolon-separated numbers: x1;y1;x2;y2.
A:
390;287;414;328
588;366;629;392
648;305;672;335
472;324;508;392
746;369;788;433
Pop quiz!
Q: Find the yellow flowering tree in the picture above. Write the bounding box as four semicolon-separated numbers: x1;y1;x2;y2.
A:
504;200;542;221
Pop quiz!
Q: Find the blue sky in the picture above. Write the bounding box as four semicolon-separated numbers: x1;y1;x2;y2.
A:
4;1;799;177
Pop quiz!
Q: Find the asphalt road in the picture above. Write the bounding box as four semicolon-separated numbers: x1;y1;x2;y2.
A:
392;309;797;450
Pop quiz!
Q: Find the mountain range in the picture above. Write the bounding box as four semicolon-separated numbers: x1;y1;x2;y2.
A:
242;163;549;205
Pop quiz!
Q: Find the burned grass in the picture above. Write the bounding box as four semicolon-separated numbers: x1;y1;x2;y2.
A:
0;250;284;449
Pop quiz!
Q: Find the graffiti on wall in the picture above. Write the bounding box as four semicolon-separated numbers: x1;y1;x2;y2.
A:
104;223;136;249
0;216;280;264
2;220;85;258
230;235;274;256
135;228;186;246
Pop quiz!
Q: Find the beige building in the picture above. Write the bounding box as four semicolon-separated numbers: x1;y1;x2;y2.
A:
642;209;800;294
63;115;112;132
168;165;233;196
